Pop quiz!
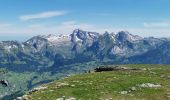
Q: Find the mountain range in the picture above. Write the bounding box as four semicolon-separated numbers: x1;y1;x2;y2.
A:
0;29;170;73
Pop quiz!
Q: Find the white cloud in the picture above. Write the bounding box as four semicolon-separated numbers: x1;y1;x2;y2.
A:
1;21;170;40
61;21;77;25
20;11;68;21
0;23;11;27
28;24;46;28
0;21;96;36
143;22;170;28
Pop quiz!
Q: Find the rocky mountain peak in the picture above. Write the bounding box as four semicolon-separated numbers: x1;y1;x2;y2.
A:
116;31;142;42
46;34;57;38
26;35;47;44
71;29;99;43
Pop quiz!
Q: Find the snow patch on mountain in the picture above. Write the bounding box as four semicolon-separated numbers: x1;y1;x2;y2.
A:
45;34;71;44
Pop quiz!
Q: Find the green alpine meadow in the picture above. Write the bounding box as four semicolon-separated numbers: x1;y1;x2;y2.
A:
23;65;170;100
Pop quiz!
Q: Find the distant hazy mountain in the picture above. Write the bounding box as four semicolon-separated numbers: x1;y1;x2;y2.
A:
0;29;170;72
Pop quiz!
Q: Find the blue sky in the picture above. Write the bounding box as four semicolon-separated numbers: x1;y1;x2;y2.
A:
0;0;170;41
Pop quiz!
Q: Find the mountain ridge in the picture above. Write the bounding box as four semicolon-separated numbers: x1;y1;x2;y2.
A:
0;29;170;70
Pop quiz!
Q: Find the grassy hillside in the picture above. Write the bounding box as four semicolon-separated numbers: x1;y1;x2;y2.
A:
0;61;100;99
24;64;170;100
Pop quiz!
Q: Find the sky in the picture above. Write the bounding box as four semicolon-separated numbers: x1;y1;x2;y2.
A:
1;0;170;41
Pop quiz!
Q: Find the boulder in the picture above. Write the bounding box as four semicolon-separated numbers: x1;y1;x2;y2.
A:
0;80;9;87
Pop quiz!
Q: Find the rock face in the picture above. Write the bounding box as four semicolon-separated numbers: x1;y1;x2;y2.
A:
115;31;142;42
0;29;170;72
71;29;99;54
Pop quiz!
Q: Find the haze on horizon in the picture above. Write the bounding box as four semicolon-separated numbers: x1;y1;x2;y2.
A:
0;0;170;41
